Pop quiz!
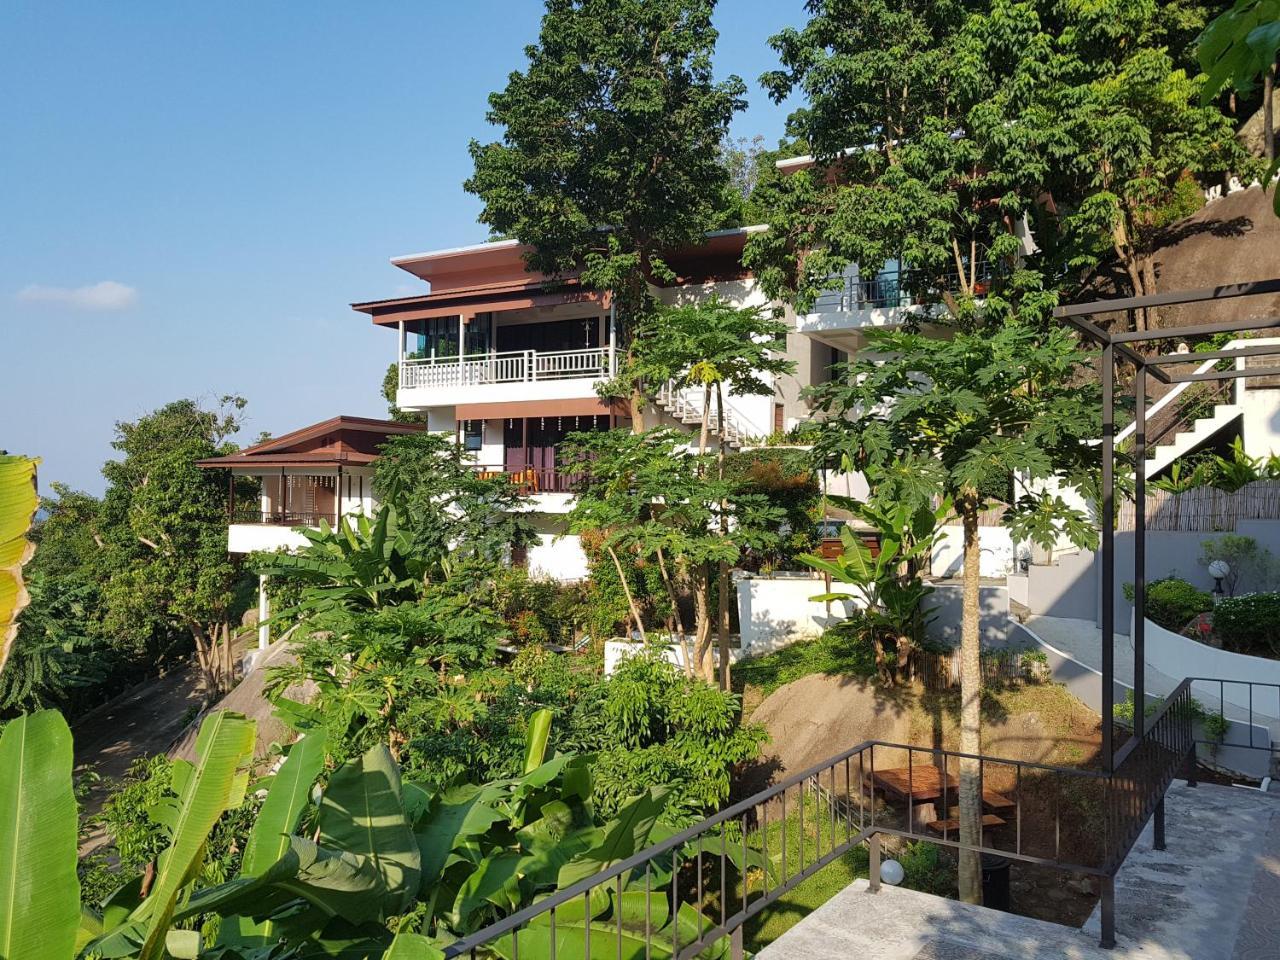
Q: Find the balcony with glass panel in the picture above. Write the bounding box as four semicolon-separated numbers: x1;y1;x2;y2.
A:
795;261;993;351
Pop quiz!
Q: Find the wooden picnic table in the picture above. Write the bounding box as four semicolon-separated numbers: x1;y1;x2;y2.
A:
871;765;1016;812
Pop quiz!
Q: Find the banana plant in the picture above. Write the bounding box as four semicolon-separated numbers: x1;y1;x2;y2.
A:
0;710;80;960
801;498;949;682
80;711;258;960
0;454;39;676
0;704;744;959
255;506;422;617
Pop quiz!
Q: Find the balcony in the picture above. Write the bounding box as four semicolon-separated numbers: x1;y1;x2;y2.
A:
397;347;615;411
796;264;993;351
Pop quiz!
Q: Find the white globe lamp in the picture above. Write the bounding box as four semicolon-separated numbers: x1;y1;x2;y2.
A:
879;859;905;886
1208;559;1230;599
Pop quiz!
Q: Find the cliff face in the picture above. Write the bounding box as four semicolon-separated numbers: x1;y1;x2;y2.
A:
1149;186;1280;328
1079;186;1280;331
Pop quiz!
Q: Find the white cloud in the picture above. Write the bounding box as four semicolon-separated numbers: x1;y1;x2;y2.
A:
16;280;138;311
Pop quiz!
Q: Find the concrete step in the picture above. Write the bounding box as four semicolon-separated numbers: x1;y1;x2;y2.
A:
1145;404;1242;474
757;781;1280;959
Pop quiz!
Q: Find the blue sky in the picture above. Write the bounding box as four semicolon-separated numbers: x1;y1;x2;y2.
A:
0;1;805;494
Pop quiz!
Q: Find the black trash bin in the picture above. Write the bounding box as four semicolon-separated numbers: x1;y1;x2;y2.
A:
981;854;1011;911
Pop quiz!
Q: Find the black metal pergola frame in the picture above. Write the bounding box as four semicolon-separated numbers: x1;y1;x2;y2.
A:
1054;278;1280;773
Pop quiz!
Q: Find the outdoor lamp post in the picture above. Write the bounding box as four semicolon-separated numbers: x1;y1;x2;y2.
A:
1208;559;1230;600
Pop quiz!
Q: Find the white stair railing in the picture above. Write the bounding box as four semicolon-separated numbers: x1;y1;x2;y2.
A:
1114;338;1254;449
654;379;755;447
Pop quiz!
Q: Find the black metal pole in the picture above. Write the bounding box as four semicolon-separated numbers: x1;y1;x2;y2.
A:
1134;363;1146;739
1100;875;1116;949
1153;796;1165;851
1102;342;1115;774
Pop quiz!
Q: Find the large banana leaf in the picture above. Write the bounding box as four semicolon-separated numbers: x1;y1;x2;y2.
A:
243;731;327;873
488;892;729;960
131;711;256;960
557;788;668;890
383;931;445;959
411;784;503;891
522;708;553;774
0;455;39;675
178;835;385;929
320;744;421;919
223;730;327;946
0;710;79;960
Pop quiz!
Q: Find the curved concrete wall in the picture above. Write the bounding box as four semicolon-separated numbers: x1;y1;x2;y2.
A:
1014;620;1273;779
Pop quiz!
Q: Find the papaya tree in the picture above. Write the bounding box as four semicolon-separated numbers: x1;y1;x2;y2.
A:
805;323;1100;903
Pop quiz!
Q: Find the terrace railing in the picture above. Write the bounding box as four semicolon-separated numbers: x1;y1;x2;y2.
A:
471;464;580;495
440;721;1196;958
229;505;331;528
400;347;612;391
812;262;996;313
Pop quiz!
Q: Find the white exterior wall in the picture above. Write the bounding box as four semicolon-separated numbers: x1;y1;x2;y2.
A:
931;525;1015;578
228;524;313;554
736;573;860;651
526;525;589;582
1241;385;1280;458
399;375;603;413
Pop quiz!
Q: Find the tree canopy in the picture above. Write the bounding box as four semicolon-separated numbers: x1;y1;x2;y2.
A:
466;0;746;293
747;0;1251;329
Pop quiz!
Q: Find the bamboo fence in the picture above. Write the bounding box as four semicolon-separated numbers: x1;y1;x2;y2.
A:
1116;480;1280;532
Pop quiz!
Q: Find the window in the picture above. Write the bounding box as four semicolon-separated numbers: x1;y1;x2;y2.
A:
463;419;483;452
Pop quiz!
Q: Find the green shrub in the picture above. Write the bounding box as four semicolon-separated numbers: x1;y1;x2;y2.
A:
898;841;953;897
1212;592;1280;656
566;649;767;823
1123;577;1213;632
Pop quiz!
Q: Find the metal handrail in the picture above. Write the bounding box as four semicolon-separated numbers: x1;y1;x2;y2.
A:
1114;340;1254;447
229;507;330;527
655;379;757;444
440;737;1116;959
1185;677;1280;756
813;262;997;312
403;347;606;366
469;464;580;494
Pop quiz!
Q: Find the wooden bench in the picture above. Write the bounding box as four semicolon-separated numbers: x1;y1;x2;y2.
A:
925;814;1006;835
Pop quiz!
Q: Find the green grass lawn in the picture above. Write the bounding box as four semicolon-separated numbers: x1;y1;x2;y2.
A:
711;792;950;953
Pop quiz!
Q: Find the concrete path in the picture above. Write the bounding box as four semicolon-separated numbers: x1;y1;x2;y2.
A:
757;782;1280;960
1024;616;1280;745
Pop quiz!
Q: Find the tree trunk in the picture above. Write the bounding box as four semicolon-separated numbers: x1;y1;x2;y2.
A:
606;544;646;643
1266;62;1275;163
957;494;984;904
221;621;234;693
191;623;214;697
1140;256;1160;330
692;564;716;683
629;385;646;433
699;382;712;455
715;382;731;691
1114;216;1149;332
656;547;693;677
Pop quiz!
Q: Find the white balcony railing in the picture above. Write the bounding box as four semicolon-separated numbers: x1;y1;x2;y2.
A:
399;347;612;391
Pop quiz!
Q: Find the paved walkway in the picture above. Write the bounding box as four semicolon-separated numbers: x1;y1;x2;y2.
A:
1024;616;1280;741
758;782;1280;960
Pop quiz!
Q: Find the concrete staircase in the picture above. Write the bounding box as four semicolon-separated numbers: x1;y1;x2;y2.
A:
653;379;753;449
1113;339;1269;478
758;781;1280;960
